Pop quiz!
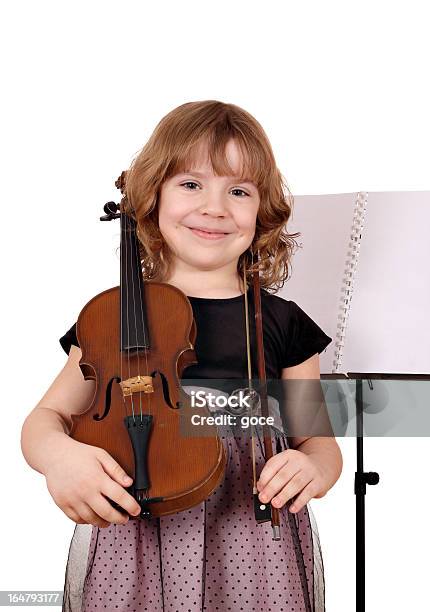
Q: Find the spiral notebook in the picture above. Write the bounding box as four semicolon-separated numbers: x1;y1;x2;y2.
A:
278;190;430;375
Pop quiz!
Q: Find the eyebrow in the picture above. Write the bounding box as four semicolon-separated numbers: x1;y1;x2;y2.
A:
180;170;256;185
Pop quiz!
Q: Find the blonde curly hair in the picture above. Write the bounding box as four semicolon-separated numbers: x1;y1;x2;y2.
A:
123;100;300;292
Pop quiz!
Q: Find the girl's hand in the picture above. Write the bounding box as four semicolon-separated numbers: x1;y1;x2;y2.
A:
44;436;141;528
256;449;329;514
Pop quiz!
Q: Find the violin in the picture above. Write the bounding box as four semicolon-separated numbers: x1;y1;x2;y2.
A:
69;172;226;520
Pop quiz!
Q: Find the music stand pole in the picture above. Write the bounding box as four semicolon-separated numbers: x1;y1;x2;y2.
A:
354;377;380;611
322;373;380;612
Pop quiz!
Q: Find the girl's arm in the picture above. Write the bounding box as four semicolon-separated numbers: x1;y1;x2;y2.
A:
281;352;339;451
256;353;343;513
282;353;343;493
21;345;95;475
21;346;141;526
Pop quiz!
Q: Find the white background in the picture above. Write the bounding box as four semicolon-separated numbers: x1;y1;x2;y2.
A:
1;1;429;610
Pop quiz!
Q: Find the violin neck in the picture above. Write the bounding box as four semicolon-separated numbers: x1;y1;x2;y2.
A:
120;213;150;352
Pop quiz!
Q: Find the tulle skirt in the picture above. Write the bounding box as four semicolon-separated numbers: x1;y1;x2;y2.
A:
62;428;325;612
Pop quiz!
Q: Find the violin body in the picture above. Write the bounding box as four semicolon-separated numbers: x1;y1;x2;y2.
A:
71;281;226;518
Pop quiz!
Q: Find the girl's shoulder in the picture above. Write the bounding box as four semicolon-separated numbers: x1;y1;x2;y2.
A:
262;289;316;322
260;288;300;319
263;292;332;368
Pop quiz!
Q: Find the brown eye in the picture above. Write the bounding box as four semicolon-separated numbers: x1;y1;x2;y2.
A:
231;188;249;197
181;181;199;190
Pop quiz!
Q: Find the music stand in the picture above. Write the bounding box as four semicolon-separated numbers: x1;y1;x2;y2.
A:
322;371;430;611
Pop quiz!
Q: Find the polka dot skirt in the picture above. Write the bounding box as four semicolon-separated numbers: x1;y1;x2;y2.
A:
62;433;325;612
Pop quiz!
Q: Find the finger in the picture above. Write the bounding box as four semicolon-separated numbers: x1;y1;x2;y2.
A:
76;502;111;528
97;451;133;487
273;475;314;510
257;452;291;490
89;494;131;525
288;481;318;513
258;464;301;504
62;506;85;524
101;478;141;517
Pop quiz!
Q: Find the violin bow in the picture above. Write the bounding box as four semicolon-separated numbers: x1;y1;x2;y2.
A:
244;250;281;541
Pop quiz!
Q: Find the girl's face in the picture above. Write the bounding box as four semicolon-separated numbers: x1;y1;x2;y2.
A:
158;139;260;275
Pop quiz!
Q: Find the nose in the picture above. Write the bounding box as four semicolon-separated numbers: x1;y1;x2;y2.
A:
198;188;229;217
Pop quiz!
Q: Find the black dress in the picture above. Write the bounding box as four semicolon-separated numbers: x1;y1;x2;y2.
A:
60;289;332;612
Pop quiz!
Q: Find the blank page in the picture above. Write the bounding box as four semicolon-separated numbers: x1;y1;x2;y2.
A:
278;192;358;374
342;190;430;374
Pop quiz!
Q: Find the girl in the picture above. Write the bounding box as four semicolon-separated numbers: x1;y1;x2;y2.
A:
21;100;342;612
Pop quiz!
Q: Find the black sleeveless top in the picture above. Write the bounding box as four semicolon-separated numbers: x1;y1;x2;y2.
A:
59;288;331;385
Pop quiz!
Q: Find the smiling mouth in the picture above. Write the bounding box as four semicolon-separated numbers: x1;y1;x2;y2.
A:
186;227;231;240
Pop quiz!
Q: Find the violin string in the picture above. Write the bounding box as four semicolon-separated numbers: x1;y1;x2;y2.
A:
127;187;151;422
133;201;151;421
123;207;134;421
127;202;144;422
119;208;128;422
121;186;136;422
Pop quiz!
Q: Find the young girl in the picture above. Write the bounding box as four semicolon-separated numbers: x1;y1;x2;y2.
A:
21;100;342;612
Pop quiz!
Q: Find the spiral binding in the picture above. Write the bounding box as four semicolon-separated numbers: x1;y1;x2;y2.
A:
332;191;369;373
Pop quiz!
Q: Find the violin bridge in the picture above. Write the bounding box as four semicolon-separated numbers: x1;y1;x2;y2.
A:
120;375;154;397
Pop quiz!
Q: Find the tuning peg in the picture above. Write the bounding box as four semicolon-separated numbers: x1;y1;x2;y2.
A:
100;201;121;221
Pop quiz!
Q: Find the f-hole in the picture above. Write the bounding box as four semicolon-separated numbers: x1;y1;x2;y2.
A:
152;370;181;409
94;376;121;421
